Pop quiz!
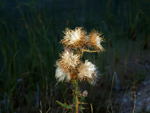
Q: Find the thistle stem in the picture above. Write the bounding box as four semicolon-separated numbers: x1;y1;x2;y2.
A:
81;49;100;53
74;79;79;113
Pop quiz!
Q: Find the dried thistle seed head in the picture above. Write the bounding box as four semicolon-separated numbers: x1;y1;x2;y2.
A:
60;50;80;69
56;49;80;76
61;27;88;49
55;49;80;82
78;60;97;85
89;30;104;51
55;66;71;82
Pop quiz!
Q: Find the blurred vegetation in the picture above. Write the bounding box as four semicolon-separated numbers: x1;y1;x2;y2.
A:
0;0;150;112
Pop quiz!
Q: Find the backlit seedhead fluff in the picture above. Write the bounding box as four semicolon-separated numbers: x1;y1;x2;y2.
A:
61;27;88;49
78;60;97;85
89;30;104;51
55;27;105;85
55;65;71;82
55;49;80;82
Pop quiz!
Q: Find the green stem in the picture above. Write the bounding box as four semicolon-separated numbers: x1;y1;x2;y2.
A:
74;79;79;113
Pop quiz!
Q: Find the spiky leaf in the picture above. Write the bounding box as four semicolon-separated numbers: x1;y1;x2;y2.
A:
56;100;72;109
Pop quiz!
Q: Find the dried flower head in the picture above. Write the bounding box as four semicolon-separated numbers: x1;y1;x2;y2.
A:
55;49;80;81
89;30;104;51
55;65;71;82
61;27;88;49
78;60;97;85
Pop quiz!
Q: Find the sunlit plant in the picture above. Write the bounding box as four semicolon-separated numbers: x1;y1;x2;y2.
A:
55;27;105;113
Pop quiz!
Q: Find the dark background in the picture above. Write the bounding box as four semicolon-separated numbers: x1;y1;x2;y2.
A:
0;0;150;113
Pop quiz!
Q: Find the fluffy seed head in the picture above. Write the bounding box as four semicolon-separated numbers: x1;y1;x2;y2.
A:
59;50;80;70
61;27;88;49
55;49;80;82
55;65;71;82
78;60;97;85
89;30;104;51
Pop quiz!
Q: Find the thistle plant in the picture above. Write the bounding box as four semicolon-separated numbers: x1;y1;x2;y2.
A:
55;27;105;113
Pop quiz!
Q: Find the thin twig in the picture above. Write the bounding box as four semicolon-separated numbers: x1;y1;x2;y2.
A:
91;103;93;113
81;49;100;53
132;91;136;113
119;85;129;112
54;80;60;87
106;75;115;112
